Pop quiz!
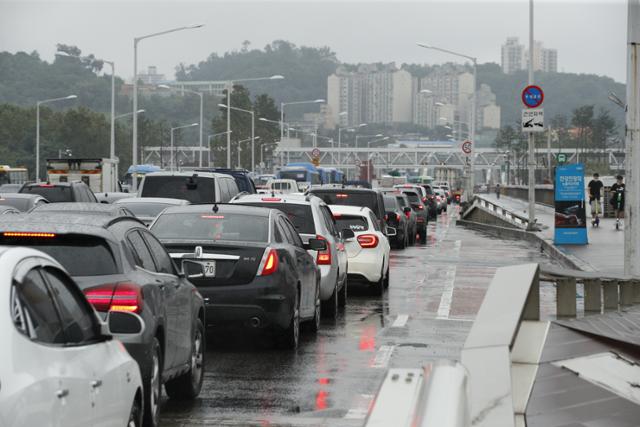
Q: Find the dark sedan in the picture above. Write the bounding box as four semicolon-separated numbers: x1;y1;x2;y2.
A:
0;213;205;427
382;195;410;249
150;204;323;349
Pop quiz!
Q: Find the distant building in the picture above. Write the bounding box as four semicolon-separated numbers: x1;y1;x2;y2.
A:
502;37;558;74
137;66;166;85
501;37;525;74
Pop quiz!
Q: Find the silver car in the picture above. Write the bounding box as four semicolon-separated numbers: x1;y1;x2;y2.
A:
231;193;349;318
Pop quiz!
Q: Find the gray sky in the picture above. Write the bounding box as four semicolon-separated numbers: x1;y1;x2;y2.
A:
0;0;628;82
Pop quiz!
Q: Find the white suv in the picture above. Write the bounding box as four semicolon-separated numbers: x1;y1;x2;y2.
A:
232;193;349;317
138;171;239;203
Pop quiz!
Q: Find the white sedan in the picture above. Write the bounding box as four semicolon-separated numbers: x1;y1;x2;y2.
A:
0;246;144;427
329;205;392;295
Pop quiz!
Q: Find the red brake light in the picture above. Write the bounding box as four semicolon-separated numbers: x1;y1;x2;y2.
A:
396;214;401;221
84;282;143;314
336;194;348;199
201;215;224;219
38;184;55;187
417;205;424;210
3;232;56;238
422;197;428;203
404;210;411;219
332;213;342;218
316;235;332;265
261;197;282;202
258;248;279;276
357;234;379;248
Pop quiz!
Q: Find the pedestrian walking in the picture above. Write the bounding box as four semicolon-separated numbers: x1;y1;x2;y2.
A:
495;183;501;199
587;172;603;227
610;175;625;230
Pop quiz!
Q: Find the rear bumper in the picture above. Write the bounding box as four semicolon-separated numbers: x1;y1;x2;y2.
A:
198;276;295;330
347;250;384;283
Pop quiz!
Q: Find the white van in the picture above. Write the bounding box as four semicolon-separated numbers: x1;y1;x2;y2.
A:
266;179;300;194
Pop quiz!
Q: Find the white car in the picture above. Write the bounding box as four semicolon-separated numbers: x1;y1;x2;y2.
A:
433;188;448;213
0;246;145;427
329;205;392;295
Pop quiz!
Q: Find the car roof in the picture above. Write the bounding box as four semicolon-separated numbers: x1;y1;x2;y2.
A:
159;203;273;217
0;193;45;200
310;186;377;194
143;171;224;178
114;197;189;205
328;204;371;215
0;213;143;239
32;202;124;213
233;193;321;206
23;181;74;187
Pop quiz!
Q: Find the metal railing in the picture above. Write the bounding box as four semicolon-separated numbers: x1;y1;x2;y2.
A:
465;195;533;230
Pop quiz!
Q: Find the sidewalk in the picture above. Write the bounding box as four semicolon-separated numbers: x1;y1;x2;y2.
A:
482;194;623;274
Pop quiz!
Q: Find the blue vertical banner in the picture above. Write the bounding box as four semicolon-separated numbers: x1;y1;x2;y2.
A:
554;163;588;245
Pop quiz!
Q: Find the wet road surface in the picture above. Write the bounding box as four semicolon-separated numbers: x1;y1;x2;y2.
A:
160;206;559;426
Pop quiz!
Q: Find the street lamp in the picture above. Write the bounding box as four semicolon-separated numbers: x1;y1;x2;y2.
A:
206;131;232;167
159;84;205;167
367;136;389;181
114;109;145;120
236;136;260;169
170;122;198;171
280;99;325;144
219;103;256;172
417;42;477;201
36;95;77;181
355;134;383;149
132;23;204;190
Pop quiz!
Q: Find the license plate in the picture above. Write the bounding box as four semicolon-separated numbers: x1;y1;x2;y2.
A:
200;261;216;277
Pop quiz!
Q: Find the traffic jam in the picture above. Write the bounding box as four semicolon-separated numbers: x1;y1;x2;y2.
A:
0;160;454;427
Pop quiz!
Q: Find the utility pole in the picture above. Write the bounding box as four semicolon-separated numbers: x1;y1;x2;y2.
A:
547;126;552;183
625;0;640;277
526;0;537;230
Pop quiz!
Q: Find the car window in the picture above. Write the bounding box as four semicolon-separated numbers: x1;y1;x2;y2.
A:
370;212;381;231
283;218;304;247
127;230;157;271
140;175;215;204
320;205;339;237
141;230;175;275
277;217;297;246
227;178;240;197
241;202;316;234
85;186;97;203
334;214;369;232
21;185;73;202
273;218;285;243
43;267;98;345
152;212;269;243
218;178;229;202
13;269;65;344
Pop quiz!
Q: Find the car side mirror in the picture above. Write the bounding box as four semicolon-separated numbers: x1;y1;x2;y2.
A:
102;311;145;336
341;228;355;240
305;238;328;251
385;211;397;219
385;226;397;237
182;260;205;280
403;207;412;214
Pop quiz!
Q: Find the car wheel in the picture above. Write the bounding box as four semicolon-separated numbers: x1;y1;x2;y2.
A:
321;280;339;319
384;265;390;289
128;394;143;427
338;274;347;308
397;231;406;249
143;338;162;427
278;290;300;350
419;227;427;244
373;263;385;296
165;319;205;400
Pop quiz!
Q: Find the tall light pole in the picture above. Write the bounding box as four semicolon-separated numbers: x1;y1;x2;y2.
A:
219;104;255;171
235;137;259;168
132;24;204;190
417;42;477;202
36;95;77;182
159;85;205;167
367;136;389;181
280;99;325;144
625;0;640;277
355;134;383;149
207;131;231;167
525;0;537;230
170;122;198;171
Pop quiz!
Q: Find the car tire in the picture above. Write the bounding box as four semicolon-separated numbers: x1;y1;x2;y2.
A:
384;265;390;289
321;280;339;319
418;226;427;244
397;231;406;249
277;290;300;350
143;337;162;427
165;319;205;400
338;274;347;308
373;264;385;296
128;394;143;427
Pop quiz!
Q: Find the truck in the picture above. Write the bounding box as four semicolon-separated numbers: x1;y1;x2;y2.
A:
46;158;119;193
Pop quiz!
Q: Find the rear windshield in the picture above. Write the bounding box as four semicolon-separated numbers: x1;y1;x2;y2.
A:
421;185;434;195
395;196;408;208
270;182;293;190
151;213;269;242
311;191;378;213
383;196;397;211
0;197;30;211
21;185;72;203
141;176;215;204
240;203;315;234
0;234;118;276
233;176;254;194
119;202;174;218
334;215;368;232
402;191;420;204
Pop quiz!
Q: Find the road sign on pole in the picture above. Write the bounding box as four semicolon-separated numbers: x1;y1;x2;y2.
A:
522;85;544;108
522;108;544;132
557;153;567;164
355;159;362;167
461;140;472;155
311;148;321;158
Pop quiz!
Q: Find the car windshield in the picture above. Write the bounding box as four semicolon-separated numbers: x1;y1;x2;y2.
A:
334;215;368;232
21;185;72;202
0;234;119;276
151;213;269;242
119;202;175;218
240;202;315;234
140;176;215;204
383;196;397;210
310;191;378;213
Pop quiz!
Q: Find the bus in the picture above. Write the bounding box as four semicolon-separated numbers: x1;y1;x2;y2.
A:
0;166;29;185
276;162;321;190
318;167;345;184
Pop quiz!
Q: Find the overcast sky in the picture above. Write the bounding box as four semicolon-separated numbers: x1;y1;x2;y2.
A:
0;0;628;82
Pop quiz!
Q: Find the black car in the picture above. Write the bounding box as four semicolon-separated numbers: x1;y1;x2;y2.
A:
382;195;410;249
20;181;98;203
395;187;428;243
0;193;49;212
309;187;387;232
193;168;257;194
150;204;323;349
420;184;438;219
0;213;205;427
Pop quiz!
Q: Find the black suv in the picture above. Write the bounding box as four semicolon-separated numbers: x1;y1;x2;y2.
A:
20;181;97;203
193;168;256;194
0;213;205;427
309;187;387;232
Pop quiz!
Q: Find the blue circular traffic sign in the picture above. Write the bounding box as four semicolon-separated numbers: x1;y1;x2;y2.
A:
522;85;544;108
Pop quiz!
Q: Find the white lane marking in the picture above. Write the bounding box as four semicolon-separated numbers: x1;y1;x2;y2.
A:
436;265;457;320
344;394;374;419
371;345;395;369
391;314;409;328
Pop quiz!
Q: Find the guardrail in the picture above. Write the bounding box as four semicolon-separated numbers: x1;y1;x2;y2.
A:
465;196;533;230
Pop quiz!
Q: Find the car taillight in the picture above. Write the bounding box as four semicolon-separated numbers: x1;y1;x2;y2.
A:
415;205;424;210
357;234;379;248
316;235;332;265
84;282;143;314
395;213;401;221
422;197;428;203
404;210;411;219
258;248;279;276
